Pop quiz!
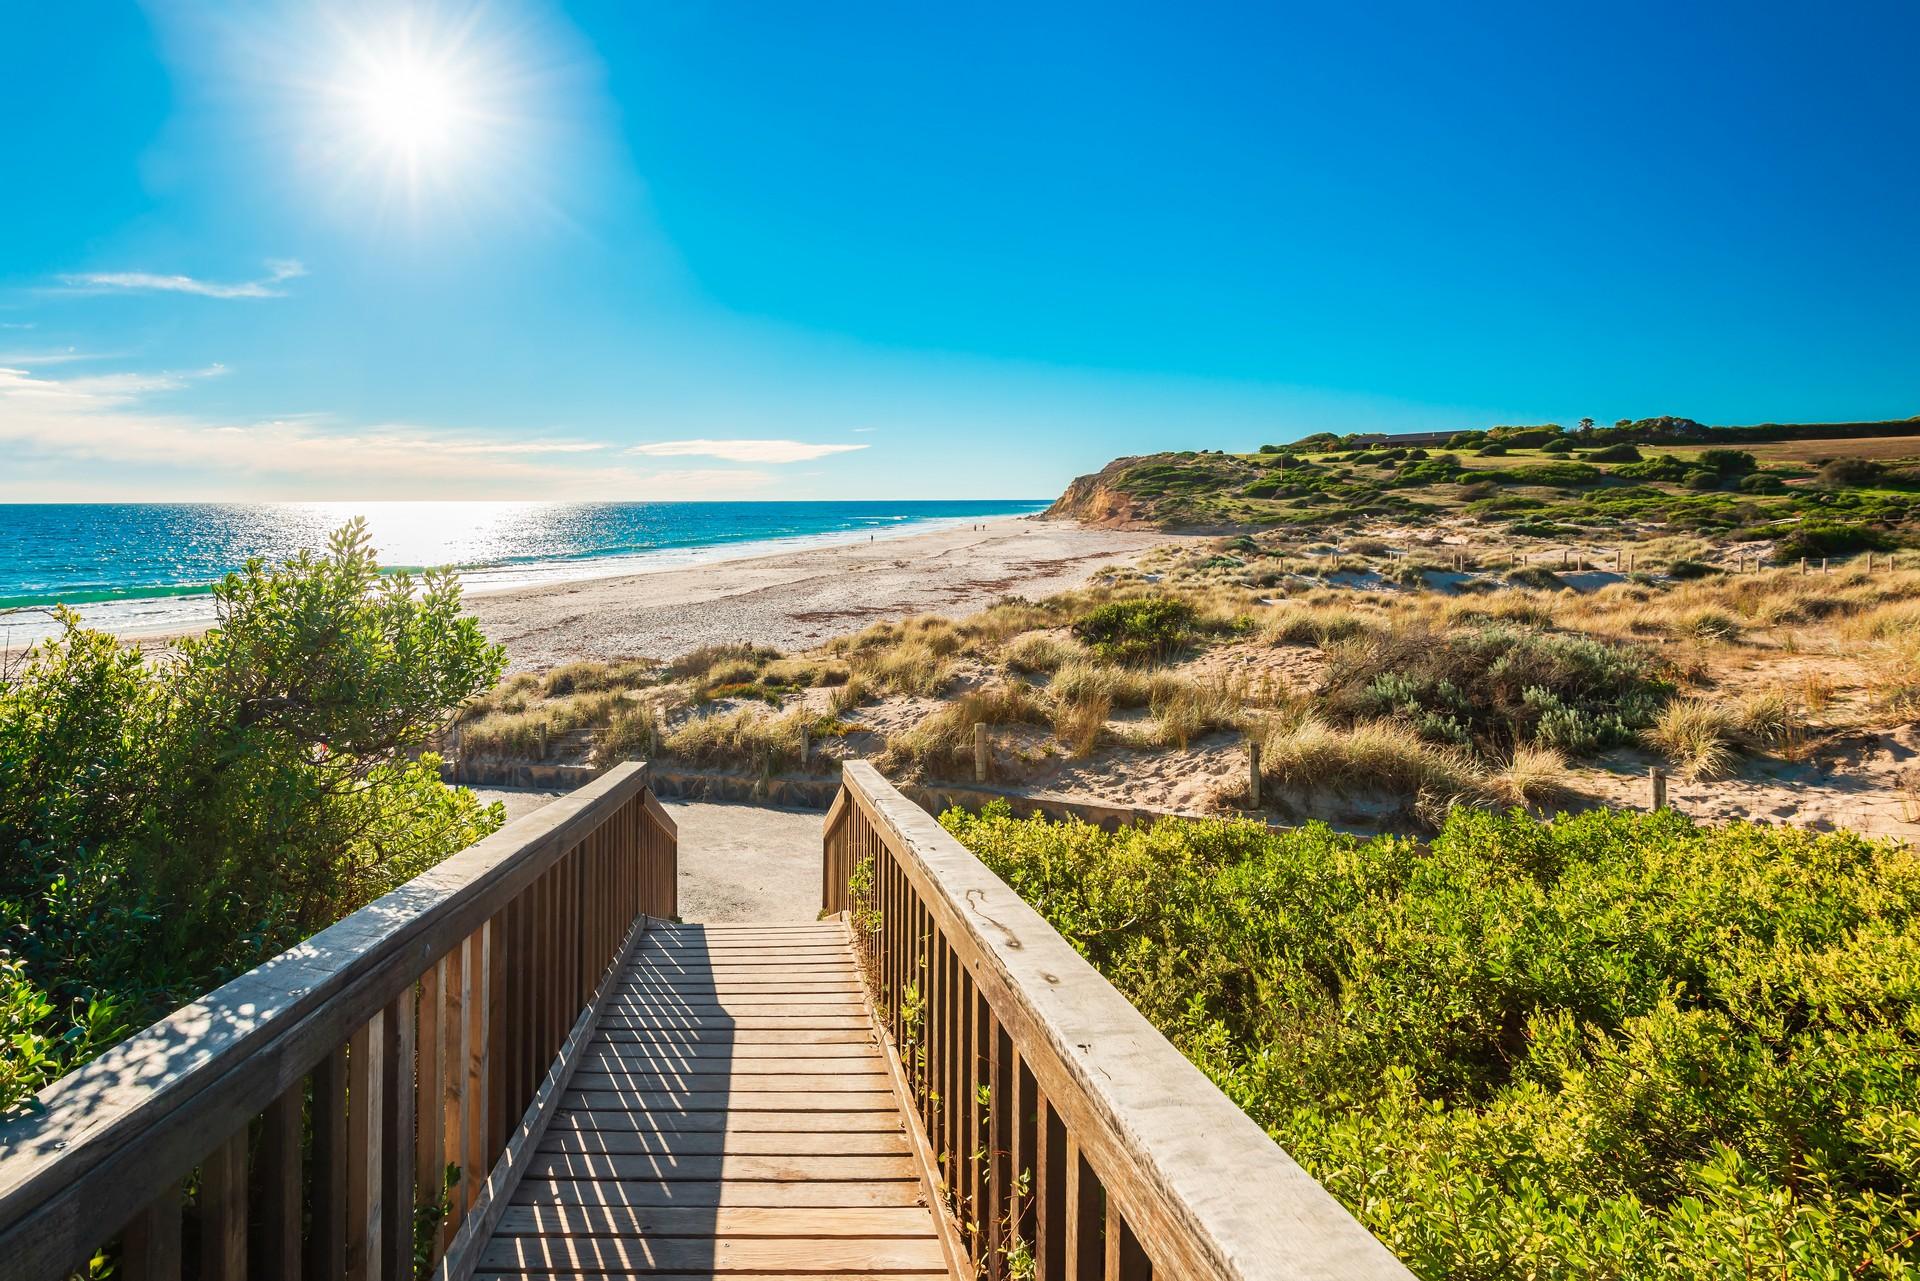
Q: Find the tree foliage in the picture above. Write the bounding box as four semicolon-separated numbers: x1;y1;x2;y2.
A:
0;521;505;1111
942;804;1920;1279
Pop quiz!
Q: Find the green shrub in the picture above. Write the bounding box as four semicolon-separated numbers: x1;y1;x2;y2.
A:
940;804;1920;1279
1775;520;1893;563
1697;448;1757;474
1071;597;1197;665
1585;443;1643;463
0;522;504;1113
1321;623;1669;757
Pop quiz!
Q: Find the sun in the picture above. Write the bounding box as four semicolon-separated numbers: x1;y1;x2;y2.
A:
357;58;462;154
351;52;468;159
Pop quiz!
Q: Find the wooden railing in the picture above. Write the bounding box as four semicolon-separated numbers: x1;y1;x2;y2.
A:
0;761;676;1281
823;761;1413;1281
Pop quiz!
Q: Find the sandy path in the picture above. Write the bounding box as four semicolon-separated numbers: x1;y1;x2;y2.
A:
473;790;824;922
464;516;1180;669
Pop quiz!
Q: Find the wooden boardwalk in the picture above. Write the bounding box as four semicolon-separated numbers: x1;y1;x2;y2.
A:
476;919;954;1279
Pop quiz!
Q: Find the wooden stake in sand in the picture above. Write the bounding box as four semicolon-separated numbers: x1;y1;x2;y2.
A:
973;721;989;783
1248;742;1262;810
1650;767;1668;812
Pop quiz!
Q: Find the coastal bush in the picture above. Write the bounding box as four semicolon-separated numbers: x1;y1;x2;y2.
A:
0;522;504;1112
939;803;1920;1279
1584;443;1643;463
1320;623;1669;757
1775;520;1893;563
1071;597;1197;664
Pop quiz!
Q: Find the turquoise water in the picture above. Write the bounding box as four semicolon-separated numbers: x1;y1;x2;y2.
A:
0;500;1046;640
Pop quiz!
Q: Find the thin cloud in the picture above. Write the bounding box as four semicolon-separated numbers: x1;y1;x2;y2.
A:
0;363;771;500
626;438;868;463
61;259;308;300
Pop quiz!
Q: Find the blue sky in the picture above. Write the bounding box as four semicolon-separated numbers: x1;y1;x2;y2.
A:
2;1;1916;501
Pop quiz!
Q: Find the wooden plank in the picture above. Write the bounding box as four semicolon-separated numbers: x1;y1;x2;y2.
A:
477;1235;948;1273
308;1043;350;1280
120;1185;181;1281
383;985;417;1281
1066;1142;1100;1281
511;1179;930;1209
547;1110;906;1135
417;959;447;1232
595;1027;876;1045
524;1152;920;1183
595;1017;873;1033
561;1089;898;1113
538;1130;909;1157
565;1071;892;1093
197;1129;247;1281
580;1046;885;1068
346;1012;384;1281
251;1083;303;1281
491;1203;934;1237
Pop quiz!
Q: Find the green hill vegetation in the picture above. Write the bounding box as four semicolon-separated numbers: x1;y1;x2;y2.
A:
942;802;1920;1279
1048;421;1920;560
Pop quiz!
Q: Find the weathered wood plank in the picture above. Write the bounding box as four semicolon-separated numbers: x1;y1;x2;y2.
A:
560;1089;899;1113
477;1234;948;1273
538;1129;909;1157
565;1070;892;1093
491;1204;932;1237
547;1109;905;1135
511;1179;930;1209
524;1151;919;1183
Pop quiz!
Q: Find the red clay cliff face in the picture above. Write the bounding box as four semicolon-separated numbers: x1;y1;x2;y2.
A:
1042;457;1158;528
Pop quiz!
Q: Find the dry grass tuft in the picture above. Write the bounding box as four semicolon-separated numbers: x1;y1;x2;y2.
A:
1053;693;1110;758
1645;699;1738;780
1485;743;1568;810
884;683;1051;774
855;641;956;698
1254;712;1482;800
1004;631;1085;674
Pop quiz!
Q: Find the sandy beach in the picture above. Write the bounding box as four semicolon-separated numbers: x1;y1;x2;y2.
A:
464;516;1184;670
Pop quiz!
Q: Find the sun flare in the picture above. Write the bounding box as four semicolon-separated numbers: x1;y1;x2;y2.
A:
356;57;463;155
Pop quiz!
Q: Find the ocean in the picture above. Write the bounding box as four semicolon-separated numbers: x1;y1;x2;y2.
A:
0;500;1048;645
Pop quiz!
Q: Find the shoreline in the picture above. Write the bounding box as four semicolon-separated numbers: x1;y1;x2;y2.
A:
0;508;1043;650
465;516;1188;670
6;516;1188;668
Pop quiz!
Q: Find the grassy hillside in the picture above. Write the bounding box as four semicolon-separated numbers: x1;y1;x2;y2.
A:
1048;428;1920;560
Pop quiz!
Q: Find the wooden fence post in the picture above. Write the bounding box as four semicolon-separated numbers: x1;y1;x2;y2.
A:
974;722;989;783
1801;557;1808;575
800;725;810;769
1650;768;1668;812
1248;742;1262;810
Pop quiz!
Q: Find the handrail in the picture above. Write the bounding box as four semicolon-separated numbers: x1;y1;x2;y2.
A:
0;761;677;1281
824;761;1412;1281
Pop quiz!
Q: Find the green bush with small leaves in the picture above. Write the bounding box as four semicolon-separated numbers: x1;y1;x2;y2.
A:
941;803;1920;1279
0;522;505;1113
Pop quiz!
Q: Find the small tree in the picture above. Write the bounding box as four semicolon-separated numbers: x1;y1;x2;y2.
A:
0;521;505;1109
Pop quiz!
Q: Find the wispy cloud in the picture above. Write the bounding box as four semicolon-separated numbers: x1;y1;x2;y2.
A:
0;363;773;500
626;438;868;463
61;258;308;300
